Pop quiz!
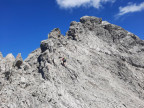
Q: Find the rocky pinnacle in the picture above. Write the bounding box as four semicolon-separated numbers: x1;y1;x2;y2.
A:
0;52;3;60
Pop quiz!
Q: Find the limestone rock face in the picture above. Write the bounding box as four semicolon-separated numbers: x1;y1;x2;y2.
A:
14;53;23;68
5;53;15;62
48;28;62;38
0;16;144;108
0;53;16;92
0;53;15;73
41;28;67;52
80;16;102;25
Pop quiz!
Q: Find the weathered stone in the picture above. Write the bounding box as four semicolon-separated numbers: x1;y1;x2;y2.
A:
5;53;15;62
48;28;61;39
80;16;102;25
79;16;102;31
0;16;144;108
0;52;3;60
101;21;110;25
14;53;23;68
67;21;84;40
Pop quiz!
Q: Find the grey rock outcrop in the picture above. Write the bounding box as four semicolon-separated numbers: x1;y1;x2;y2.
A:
0;53;15;73
41;28;67;53
80;16;102;25
0;52;3;60
0;16;144;108
14;53;23;68
5;53;15;62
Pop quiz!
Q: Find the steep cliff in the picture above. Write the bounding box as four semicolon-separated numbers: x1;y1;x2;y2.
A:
0;16;144;108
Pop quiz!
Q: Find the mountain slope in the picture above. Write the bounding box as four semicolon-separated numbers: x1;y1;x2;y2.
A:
0;16;144;108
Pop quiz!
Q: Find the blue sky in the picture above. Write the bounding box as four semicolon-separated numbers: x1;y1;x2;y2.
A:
0;0;144;59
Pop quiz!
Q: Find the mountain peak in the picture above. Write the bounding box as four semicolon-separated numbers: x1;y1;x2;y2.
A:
80;16;102;24
14;53;23;68
48;28;62;39
5;53;15;62
0;16;144;108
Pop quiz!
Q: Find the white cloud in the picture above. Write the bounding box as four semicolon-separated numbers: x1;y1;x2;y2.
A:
56;0;115;9
118;2;144;16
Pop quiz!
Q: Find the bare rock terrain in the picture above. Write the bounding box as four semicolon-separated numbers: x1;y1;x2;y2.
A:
0;16;144;108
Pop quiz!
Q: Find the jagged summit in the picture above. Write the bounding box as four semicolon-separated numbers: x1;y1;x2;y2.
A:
0;16;144;108
80;16;102;24
48;28;62;38
14;53;23;69
5;53;15;62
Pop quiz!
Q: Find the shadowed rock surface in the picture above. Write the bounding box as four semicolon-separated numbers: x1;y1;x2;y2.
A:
14;53;23;69
0;16;144;108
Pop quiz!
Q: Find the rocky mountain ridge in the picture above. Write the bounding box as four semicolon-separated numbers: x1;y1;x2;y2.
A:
0;16;144;108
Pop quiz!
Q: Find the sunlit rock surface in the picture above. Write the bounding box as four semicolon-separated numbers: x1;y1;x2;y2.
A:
0;16;144;108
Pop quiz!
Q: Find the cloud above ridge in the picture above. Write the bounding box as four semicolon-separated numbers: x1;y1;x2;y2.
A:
118;2;144;16
56;0;115;9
